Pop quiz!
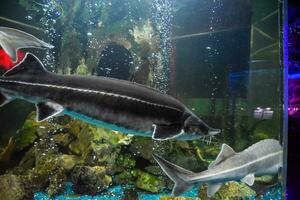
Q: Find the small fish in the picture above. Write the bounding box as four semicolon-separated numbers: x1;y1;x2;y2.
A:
153;139;283;197
0;48;25;70
0;27;220;141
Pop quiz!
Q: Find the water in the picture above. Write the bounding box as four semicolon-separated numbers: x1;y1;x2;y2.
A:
0;0;284;199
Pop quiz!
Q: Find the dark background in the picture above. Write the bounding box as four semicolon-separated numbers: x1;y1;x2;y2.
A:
287;0;300;199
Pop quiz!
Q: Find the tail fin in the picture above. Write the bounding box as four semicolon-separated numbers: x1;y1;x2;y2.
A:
153;154;195;196
0;27;54;62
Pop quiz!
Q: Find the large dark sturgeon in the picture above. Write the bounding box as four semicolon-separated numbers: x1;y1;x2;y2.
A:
0;27;220;140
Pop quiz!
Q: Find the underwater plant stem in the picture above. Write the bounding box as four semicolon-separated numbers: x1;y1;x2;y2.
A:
0;16;45;32
192;142;210;164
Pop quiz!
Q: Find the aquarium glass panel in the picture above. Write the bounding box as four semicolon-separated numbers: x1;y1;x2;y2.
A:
0;0;285;199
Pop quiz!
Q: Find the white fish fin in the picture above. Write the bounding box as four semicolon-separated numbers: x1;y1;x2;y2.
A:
241;174;255;186
36;101;64;122
4;53;47;77
152;124;184;140
152;154;195;196
0;27;54;62
208;143;236;169
207;183;223;197
0;36;17;62
173;182;193;196
0;92;14;107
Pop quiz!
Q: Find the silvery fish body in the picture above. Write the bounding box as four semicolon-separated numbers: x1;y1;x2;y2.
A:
153;139;283;197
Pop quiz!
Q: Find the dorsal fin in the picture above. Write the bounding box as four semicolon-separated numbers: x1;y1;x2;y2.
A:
3;53;47;77
208;144;236;169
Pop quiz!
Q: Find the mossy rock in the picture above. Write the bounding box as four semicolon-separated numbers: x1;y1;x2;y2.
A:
129;137;154;160
199;182;255;200
71;165;112;194
160;197;201;200
114;169;165;193
35;154;59;173
15;125;37;151
14;115;51;151
57;154;81;171
252;130;270;141
135;170;165;193
46;168;67;196
145;165;163;176
114;170;139;185
52;132;74;147
21;170;52;199
0;174;25;200
115;154;136;170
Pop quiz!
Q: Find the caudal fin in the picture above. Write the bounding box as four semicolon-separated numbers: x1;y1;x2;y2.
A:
153;154;195;196
0;27;53;62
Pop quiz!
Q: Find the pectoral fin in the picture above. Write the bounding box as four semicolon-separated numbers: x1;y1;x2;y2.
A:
241;174;255;186
207;183;223;197
0;92;14;107
36;102;64;122
152;124;183;140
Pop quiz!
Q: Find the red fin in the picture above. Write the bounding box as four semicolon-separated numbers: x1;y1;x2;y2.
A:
0;48;25;70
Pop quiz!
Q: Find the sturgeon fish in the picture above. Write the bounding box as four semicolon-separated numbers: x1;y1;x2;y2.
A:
153;139;283;196
0;27;220;140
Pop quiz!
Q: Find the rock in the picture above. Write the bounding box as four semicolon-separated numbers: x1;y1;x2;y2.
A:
129;137;154;160
135;170;165;193
199;182;256;200
114;170;139;185
160;197;201;200
255;175;278;185
57;154;80;171
17;148;36;172
71;165;112;194
144;165;162;176
114;169;165;193
47;168;67;196
115;154;136;172
15;124;37;151
21;169;50;199
122;188;139;200
52;132;74;147
0;137;16;162
0;174;25;200
252;175;279;195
